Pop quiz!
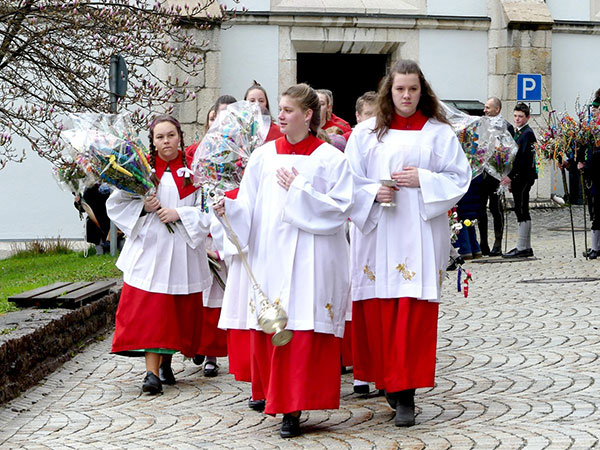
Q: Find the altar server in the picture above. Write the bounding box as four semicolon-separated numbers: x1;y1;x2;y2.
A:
345;60;471;427
214;83;354;438
107;115;221;395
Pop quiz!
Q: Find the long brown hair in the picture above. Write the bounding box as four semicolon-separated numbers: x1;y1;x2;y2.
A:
148;114;191;186
373;59;448;141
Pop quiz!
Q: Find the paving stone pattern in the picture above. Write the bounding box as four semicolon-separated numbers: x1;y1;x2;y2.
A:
1;207;599;449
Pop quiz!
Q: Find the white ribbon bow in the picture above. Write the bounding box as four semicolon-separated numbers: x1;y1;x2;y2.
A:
176;167;194;179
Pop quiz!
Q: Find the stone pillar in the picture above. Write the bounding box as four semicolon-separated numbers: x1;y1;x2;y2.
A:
488;0;554;200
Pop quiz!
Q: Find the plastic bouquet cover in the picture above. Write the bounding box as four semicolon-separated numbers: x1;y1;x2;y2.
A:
60;113;155;196
192;101;270;196
479;116;518;181
52;159;95;195
440;102;485;178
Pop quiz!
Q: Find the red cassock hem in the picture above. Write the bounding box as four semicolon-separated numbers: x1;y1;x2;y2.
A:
111;283;227;358
250;330;341;415
351;297;439;392
341;320;353;367
226;329;251;382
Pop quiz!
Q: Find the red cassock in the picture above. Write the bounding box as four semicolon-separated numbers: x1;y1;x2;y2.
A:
341;320;353;367
350;110;438;392
112;284;227;357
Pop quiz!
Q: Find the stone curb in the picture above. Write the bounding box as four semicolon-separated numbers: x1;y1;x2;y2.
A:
0;287;121;405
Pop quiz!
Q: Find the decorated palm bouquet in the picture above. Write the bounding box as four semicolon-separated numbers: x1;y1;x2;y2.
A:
536;100;600;166
52;160;94;196
441;102;517;182
191;101;293;346
60;113;155;196
191;101;270;196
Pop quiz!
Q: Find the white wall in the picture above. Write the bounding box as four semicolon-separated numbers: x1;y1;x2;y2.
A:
0;149;83;240
546;0;591;21
220;25;279;112
419;29;488;102
551;33;600;116
220;0;270;11
427;0;487;16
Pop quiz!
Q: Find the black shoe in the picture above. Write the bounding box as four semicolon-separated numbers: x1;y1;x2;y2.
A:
392;390;415;427
489;246;502;256
203;361;219;377
502;247;533;258
142;371;162;395
248;397;266;412
589;250;598;260
159;363;176;385
353;384;370;394
280;412;301;438
192;355;205;366
480;245;490;256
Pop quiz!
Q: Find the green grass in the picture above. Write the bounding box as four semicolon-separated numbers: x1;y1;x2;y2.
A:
0;251;122;315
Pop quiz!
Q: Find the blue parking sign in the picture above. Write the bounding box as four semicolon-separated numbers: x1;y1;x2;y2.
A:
516;74;542;101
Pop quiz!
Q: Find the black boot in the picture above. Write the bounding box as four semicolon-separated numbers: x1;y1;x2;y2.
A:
386;389;415;427
280;412;302;438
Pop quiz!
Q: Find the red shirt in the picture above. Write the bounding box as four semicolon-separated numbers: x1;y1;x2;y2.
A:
390;110;428;131
265;122;284;142
323;118;352;134
275;134;324;156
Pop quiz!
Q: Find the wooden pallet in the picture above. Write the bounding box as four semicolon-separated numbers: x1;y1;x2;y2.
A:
8;280;118;309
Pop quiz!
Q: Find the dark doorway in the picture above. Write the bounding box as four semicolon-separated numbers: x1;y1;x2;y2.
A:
297;53;388;127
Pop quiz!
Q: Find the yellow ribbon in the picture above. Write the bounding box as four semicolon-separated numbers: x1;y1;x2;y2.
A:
109;154;133;177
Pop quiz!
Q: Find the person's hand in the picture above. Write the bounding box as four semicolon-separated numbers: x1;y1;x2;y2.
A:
500;176;511;187
207;249;219;260
376;185;397;203
557;160;569;169
144;194;161;213
577;162;585;170
157;207;179;223
74;194;81;203
213;198;226;217
276;167;298;191
392;167;420;187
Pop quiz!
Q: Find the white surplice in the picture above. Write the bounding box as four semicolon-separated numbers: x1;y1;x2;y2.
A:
106;172;212;297
346;117;471;302
220;140;354;337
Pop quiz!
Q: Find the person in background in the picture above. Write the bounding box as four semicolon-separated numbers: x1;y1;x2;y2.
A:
244;81;284;142
502;102;537;258
203;105;217;136
580;91;600;259
317;89;352;134
74;183;114;255
346;59;471;427
479;97;514;256
344;90;378;396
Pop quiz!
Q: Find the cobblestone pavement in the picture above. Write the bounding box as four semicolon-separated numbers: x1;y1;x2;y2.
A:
1;207;599;449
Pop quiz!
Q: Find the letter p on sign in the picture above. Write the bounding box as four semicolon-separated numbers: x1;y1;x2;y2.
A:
516;74;542;102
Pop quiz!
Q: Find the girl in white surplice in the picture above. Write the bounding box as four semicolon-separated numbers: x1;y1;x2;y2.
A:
214;84;354;438
345;60;471;427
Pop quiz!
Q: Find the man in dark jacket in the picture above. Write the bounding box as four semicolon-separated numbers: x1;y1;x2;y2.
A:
479;97;515;256
502;103;537;258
